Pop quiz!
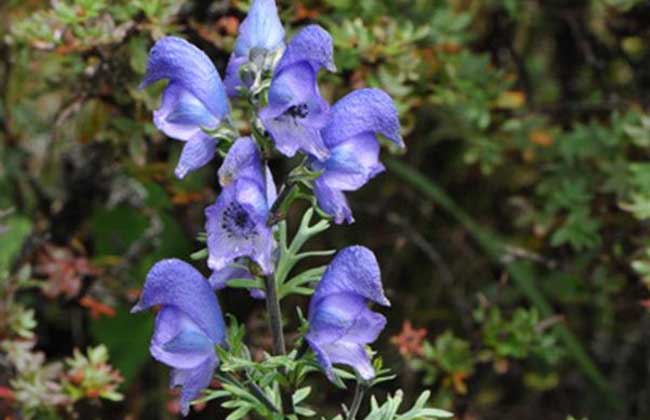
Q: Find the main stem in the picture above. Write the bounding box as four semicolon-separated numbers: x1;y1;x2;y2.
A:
346;382;365;420
264;274;294;416
264;275;286;355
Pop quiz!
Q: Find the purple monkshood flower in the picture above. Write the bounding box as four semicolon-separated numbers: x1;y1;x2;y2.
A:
131;259;226;416
311;88;404;224
141;36;229;179
205;137;277;274
224;0;285;96
259;25;336;160
209;264;265;299
305;246;390;382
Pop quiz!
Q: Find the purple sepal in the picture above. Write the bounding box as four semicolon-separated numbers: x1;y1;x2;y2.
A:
131;259;226;342
141;36;229;178
206;138;276;274
321;88;403;148
313;177;354;224
234;0;285;57
142;36;228;120
259;63;330;160
171;354;219;416
175;133;217;179
306;246;389;381
218;137;263;187
312;89;402;223
132;259;226;416
276;25;336;74
225;0;285;96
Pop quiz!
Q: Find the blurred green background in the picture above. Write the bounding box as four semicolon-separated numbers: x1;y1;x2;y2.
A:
2;0;650;419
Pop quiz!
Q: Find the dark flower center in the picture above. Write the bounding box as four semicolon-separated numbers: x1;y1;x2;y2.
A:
222;202;257;239
286;103;309;119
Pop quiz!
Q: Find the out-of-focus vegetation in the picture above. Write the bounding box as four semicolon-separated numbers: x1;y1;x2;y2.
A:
2;0;650;418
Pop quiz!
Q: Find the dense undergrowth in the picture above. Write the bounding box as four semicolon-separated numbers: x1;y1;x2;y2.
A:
2;0;650;419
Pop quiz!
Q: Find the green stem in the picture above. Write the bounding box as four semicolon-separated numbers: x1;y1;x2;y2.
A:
267;183;299;226
264;275;286;356
248;382;281;415
346;382;365;420
385;157;621;409
264;274;295;416
218;372;280;415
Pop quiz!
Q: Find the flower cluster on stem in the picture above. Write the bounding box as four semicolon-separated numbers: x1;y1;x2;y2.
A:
131;1;413;418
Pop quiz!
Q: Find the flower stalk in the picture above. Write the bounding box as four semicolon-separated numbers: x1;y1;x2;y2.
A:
346;381;366;420
264;274;286;356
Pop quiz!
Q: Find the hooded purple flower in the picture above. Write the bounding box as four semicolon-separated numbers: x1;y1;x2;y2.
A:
131;259;226;416
259;25;335;160
305;246;390;382
311;88;403;224
141;36;229;178
224;0;285;96
205;137;277;274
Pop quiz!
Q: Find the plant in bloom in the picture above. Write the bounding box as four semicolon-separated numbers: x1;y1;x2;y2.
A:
131;259;226;415
305;246;390;381
141;36;229;179
133;1;452;418
311;88;404;223
224;0;285;96
205;137;276;275
259;25;335;160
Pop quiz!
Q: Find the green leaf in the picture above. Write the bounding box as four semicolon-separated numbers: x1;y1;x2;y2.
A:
227;278;264;289
90;307;152;385
292;386;311;405
225;405;251;420
0;215;31;272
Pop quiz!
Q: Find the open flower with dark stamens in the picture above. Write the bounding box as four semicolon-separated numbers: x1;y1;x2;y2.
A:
306;246;390;381
205;137;277;274
311;88;404;224
141;36;229;178
224;0;285;96
131;259;226;416
259;25;335;160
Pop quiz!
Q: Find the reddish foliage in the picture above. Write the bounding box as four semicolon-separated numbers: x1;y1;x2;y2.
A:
79;297;116;319
34;243;101;299
390;320;427;358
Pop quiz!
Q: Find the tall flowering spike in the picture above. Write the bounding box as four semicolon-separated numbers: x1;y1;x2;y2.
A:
224;0;285;96
311;88;403;224
306;246;390;382
206;138;277;274
259;26;335;160
141;36;229;178
131;259;226;416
